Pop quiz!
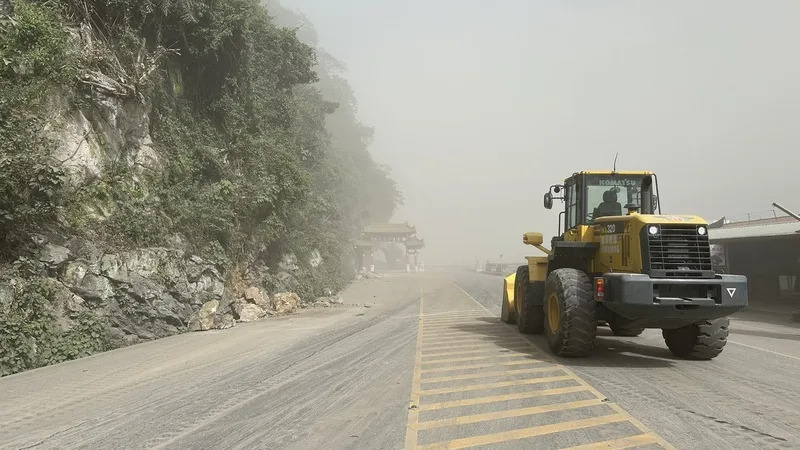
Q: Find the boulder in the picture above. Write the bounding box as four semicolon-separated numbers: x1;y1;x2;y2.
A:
237;303;267;322
244;286;272;311
188;300;219;331
213;313;236;330
38;244;71;268
271;292;301;315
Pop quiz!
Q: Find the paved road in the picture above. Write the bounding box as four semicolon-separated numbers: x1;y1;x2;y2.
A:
1;271;798;449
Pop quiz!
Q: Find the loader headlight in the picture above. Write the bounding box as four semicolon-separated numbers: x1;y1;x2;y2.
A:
697;226;707;236
648;225;659;236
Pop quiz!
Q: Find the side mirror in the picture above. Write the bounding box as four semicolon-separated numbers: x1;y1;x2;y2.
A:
544;192;553;209
523;232;544;246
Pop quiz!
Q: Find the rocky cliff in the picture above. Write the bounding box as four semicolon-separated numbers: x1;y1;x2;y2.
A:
0;0;400;376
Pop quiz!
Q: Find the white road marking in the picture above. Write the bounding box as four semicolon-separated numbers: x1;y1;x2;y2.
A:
449;282;494;315
727;340;800;362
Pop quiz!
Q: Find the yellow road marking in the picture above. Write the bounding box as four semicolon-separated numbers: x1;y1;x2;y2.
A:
561;432;661;449
421;366;556;384
419;413;629;449
414;398;605;431
421;314;486;321
420;358;546;374
422;353;537;365
422;323;510;330
420;375;575;395
419;385;590;411
404;288;424;450
420;342;531;353
422;345;530;358
448;281;677;450
421;337;524;347
422;317;484;323
423;331;521;340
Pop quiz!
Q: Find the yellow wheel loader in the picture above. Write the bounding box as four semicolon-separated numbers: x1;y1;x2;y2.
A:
501;170;748;359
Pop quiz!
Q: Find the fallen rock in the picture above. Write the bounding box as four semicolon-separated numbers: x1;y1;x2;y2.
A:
238;303;266;322
188;300;219;331
213;313;236;330
245;286;272;311
244;286;261;302
271;292;301;315
312;295;343;308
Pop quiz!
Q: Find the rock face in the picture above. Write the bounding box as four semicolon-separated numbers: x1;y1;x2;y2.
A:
188;300;219;331
37;245;228;341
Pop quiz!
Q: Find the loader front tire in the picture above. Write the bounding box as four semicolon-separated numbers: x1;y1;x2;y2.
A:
515;266;544;334
544;268;597;357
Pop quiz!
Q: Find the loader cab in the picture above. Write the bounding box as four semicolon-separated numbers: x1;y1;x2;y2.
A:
544;171;660;234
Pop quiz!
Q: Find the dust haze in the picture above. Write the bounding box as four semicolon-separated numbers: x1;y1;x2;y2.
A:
281;0;800;266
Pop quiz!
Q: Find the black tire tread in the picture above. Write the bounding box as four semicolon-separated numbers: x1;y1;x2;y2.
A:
545;269;597;357
662;318;729;360
609;323;645;337
515;266;544;334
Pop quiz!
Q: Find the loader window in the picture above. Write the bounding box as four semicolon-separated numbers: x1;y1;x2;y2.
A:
584;175;655;223
566;182;579;230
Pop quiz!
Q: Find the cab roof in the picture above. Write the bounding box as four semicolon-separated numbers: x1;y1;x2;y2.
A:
576;170;654;175
560;171;656;183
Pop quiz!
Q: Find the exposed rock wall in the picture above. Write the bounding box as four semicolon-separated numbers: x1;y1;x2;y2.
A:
32;240;228;344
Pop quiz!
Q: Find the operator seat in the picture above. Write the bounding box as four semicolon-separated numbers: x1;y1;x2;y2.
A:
594;190;622;219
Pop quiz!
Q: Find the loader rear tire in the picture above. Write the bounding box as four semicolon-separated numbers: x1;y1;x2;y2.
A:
515;266;544;334
662;318;729;360
544;268;597;357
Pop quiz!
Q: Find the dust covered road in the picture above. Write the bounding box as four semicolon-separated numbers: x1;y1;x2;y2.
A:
1;272;798;449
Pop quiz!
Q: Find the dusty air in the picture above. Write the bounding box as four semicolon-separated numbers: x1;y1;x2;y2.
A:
0;1;798;449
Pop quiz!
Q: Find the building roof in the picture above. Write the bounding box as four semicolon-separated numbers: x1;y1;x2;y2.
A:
709;220;800;242
405;237;425;249
362;223;416;235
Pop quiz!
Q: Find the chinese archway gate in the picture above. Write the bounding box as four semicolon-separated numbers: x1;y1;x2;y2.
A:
354;222;425;273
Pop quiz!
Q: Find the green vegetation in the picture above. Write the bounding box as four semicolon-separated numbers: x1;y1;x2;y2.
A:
0;275;110;376
1;0;399;278
0;1;75;256
0;0;400;374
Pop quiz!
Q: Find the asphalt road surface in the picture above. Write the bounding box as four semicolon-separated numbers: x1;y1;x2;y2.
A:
1;271;799;449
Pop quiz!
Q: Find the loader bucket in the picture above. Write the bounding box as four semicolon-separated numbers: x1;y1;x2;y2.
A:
504;272;516;304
